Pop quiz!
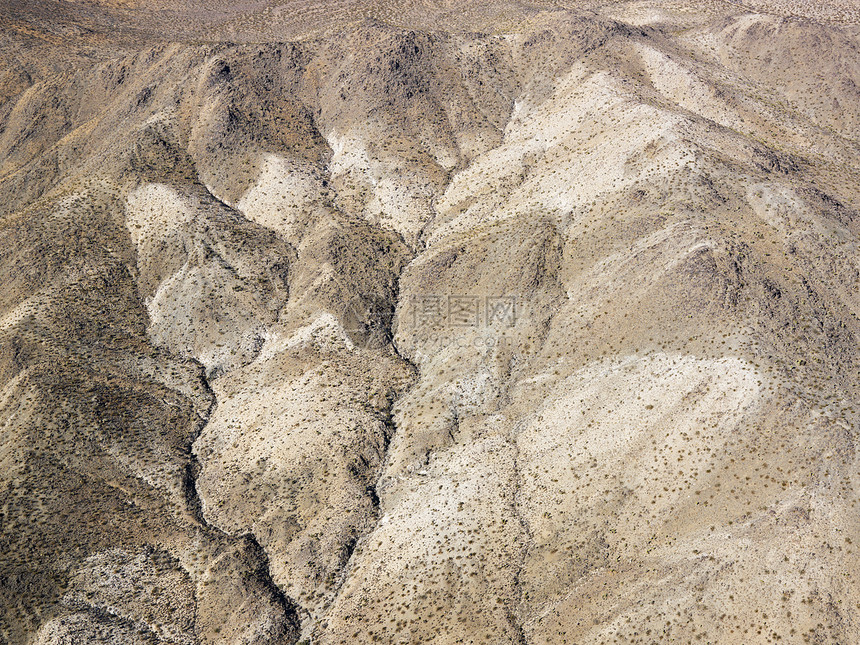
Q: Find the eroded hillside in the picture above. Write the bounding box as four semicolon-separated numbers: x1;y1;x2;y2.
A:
1;1;860;644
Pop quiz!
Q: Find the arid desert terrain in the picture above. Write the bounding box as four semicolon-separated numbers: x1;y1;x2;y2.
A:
1;0;860;643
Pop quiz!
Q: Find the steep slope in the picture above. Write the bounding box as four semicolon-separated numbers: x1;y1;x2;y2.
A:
1;2;859;644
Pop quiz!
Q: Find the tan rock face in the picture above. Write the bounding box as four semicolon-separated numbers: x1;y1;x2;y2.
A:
2;1;860;644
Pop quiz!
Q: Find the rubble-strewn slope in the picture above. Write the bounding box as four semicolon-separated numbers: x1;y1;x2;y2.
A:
1;1;859;644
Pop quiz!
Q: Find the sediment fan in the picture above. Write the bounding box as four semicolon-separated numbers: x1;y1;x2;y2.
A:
1;0;859;643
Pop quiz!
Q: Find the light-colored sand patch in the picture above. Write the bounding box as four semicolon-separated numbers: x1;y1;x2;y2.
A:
125;183;195;248
255;312;354;361
427;70;699;245
635;40;744;131
516;352;765;536
235;152;325;241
